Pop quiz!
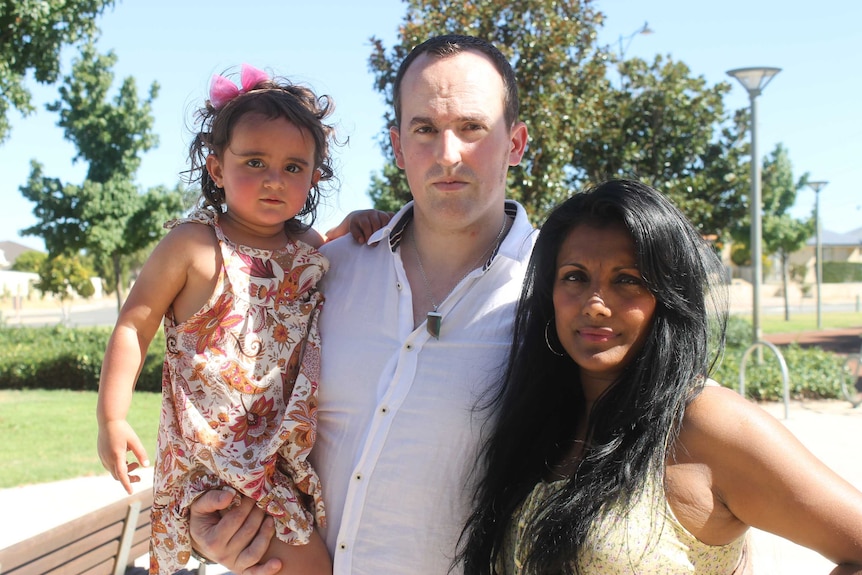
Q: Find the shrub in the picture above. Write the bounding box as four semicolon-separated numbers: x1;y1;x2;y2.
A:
0;326;164;392
724;314;753;349
0;320;849;401
823;261;862;283
713;317;845;401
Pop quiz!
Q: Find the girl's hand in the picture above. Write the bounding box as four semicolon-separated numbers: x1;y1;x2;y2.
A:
97;419;150;494
325;209;393;244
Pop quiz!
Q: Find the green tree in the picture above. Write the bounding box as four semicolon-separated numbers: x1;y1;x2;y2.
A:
0;0;115;143
20;44;184;311
19;161;88;251
47;41;159;183
572;56;749;237
367;0;608;223
35;253;97;323
10;250;46;273
733;143;813;320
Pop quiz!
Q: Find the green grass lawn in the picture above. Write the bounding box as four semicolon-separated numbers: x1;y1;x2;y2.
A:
0;389;160;488
757;310;862;334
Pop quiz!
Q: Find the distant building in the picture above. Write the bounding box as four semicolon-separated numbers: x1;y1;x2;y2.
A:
788;229;862;284
0;241;42;300
0;241;41;270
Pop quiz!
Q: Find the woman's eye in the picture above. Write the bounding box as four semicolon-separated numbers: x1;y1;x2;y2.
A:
618;274;644;286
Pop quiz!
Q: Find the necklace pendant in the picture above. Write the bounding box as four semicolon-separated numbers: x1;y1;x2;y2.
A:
427;310;443;339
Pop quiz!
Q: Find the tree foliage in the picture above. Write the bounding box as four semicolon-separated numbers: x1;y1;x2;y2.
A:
47;41;159;183
366;0;751;237
19;44;184;311
35;252;96;307
10;250;46;273
0;0;115;142
573;56;749;236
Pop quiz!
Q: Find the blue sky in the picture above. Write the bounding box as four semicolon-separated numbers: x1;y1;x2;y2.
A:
2;0;859;251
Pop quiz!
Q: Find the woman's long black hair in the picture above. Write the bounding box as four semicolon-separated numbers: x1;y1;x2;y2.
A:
458;179;728;574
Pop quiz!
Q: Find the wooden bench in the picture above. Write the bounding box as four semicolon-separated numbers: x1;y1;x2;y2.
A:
0;489;153;575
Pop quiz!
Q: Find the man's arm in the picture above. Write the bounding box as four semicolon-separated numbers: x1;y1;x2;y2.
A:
189;490;282;575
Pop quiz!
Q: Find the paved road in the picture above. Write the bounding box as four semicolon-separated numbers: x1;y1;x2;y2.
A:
3;294;861;329
1;298;120;327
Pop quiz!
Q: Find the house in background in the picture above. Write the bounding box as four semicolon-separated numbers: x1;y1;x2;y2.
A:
788;227;862;284
0;241;40;269
0;241;42;301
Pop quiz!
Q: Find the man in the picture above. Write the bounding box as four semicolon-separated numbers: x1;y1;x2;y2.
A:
189;34;536;574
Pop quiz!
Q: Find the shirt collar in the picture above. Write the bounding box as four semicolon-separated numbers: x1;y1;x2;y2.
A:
366;200;529;271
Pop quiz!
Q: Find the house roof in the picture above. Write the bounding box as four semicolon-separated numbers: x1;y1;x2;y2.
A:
805;229;862;247
0;241;43;267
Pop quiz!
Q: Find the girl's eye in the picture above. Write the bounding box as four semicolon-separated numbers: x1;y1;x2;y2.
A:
285;164;300;174
247;159;264;168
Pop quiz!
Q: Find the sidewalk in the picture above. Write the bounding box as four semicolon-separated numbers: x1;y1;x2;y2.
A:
1;399;859;574
748;399;862;572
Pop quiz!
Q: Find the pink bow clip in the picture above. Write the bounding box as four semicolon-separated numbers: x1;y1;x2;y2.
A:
209;63;270;108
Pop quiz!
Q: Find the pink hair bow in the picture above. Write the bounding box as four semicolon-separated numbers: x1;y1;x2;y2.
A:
209;63;270;108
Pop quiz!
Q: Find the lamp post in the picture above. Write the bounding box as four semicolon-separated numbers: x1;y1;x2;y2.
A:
808;180;828;329
726;66;781;345
618;22;653;86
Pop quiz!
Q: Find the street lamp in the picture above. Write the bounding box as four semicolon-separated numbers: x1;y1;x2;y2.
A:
618;22;653;86
808;180;828;329
726;66;781;345
619;21;654;59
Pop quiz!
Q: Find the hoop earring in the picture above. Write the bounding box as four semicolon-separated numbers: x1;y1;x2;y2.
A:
545;320;565;357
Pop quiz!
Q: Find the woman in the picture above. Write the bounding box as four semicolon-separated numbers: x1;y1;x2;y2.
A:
459;179;862;574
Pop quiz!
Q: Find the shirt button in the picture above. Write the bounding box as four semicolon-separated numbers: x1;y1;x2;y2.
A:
355;473;362;481
339;542;348;551
380;406;388;414
396;282;403;290
405;343;413;351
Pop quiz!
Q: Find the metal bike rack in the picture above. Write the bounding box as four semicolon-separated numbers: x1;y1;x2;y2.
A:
739;340;790;419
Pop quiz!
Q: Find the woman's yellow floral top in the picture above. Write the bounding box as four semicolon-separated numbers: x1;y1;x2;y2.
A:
498;471;748;574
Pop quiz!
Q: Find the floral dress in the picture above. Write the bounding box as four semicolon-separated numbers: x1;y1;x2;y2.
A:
149;209;327;575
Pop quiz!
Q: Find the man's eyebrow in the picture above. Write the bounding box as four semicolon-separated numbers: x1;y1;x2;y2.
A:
407;116;434;128
407;114;490;128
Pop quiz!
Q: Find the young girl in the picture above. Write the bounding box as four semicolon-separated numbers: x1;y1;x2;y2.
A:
97;64;362;575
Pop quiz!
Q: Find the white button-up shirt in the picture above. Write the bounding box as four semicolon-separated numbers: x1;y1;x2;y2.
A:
313;200;536;574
